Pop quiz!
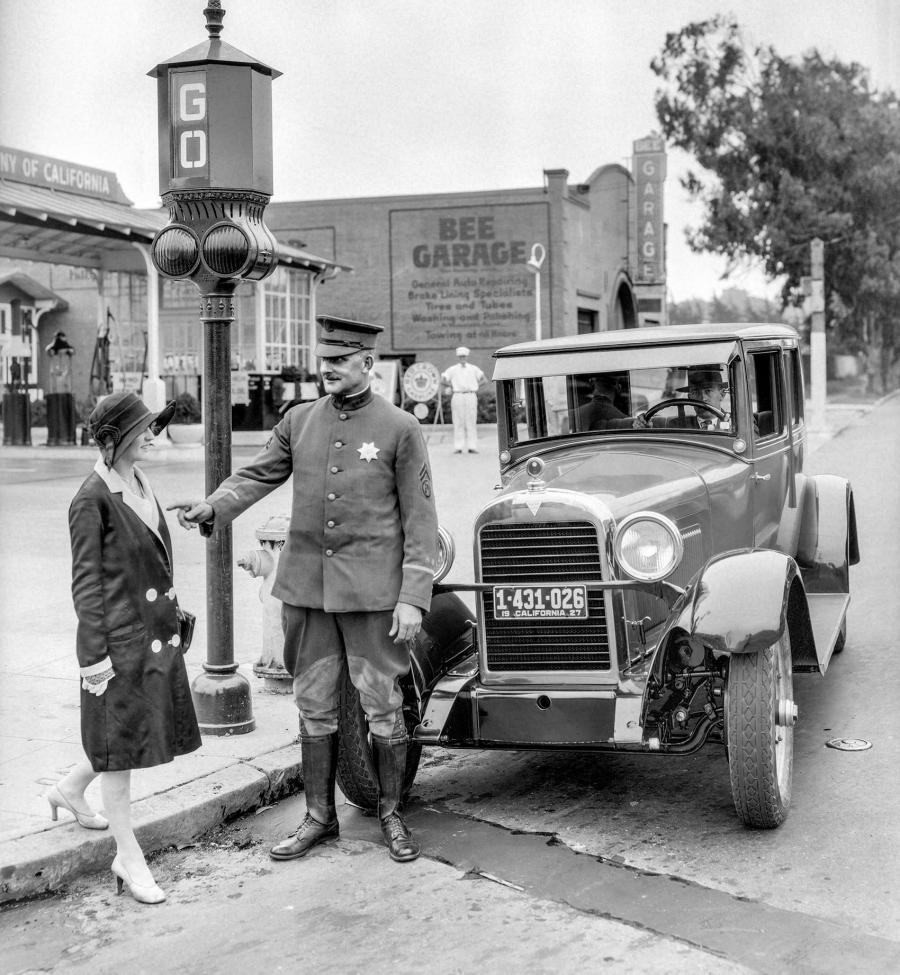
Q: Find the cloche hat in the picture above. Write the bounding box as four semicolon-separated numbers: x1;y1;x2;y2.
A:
88;392;176;467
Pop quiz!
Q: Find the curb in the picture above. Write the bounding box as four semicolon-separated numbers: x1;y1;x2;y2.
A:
0;745;302;905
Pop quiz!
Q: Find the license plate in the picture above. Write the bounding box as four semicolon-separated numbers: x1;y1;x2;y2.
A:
492;584;588;620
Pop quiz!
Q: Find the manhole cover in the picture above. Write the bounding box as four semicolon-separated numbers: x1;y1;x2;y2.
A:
825;737;872;751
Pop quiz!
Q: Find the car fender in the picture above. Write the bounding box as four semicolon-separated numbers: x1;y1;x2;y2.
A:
796;474;859;593
407;591;475;697
650;548;816;678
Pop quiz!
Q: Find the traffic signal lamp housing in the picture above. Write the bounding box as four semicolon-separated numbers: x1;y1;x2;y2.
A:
148;1;280;289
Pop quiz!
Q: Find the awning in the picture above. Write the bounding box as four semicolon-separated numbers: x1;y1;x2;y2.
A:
0;270;70;307
0;180;346;274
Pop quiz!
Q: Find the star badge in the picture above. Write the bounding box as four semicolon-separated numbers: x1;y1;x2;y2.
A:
358;441;380;463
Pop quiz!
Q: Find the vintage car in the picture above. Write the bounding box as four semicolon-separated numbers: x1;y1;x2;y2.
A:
336;323;859;829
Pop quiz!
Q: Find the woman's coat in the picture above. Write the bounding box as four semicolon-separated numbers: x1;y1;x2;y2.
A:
69;464;200;772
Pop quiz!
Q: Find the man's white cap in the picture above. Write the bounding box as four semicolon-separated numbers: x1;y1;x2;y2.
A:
455;346;470;356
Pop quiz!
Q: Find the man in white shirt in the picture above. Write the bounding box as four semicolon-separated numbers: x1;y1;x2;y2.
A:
441;346;487;453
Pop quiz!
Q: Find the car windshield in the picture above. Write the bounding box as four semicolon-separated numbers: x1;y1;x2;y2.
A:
501;351;736;445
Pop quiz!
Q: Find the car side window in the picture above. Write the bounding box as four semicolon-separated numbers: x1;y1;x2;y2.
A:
747;350;785;439
786;348;804;425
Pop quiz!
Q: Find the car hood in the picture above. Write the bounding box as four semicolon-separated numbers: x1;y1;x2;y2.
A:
501;444;714;517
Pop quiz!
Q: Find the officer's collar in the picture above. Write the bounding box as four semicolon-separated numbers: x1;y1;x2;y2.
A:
330;385;374;411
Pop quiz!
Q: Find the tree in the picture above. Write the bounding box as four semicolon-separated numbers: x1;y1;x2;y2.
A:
667;290;783;327
651;16;900;390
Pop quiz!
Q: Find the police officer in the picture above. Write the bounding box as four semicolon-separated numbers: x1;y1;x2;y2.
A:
169;317;438;863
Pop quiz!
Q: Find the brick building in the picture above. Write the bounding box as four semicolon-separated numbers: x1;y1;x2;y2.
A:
267;136;668;380
1;136;667;429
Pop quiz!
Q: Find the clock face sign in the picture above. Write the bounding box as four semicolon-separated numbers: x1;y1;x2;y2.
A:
170;69;209;181
402;362;441;403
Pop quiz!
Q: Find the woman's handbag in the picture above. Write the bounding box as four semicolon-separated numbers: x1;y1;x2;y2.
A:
177;607;196;653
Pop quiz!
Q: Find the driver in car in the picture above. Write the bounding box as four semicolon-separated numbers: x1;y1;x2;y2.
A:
676;366;731;430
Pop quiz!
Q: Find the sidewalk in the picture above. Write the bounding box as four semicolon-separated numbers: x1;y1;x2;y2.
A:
0;403;884;904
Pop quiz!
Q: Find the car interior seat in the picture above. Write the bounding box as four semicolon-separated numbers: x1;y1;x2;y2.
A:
756;410;775;436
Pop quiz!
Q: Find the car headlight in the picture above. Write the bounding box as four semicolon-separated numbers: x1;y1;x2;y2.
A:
613;512;683;582
434;525;456;583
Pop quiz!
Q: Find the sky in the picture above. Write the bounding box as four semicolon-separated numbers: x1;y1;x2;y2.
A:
0;0;895;303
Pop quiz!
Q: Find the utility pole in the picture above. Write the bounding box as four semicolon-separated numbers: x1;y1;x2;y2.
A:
809;238;826;430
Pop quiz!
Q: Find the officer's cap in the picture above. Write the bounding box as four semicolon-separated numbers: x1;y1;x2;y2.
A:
315;316;384;358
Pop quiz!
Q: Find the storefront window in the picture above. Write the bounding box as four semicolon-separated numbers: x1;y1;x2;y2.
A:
263;267;311;372
105;272;149;392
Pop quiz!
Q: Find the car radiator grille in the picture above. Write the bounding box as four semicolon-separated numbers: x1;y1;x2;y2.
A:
479;521;610;672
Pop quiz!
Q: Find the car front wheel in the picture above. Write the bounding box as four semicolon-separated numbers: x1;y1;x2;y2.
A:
725;630;795;829
335;667;422;813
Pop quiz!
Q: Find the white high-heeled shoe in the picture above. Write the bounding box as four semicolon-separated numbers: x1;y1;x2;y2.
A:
111;855;166;905
47;784;109;830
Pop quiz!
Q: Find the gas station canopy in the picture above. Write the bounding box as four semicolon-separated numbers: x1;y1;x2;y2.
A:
0;176;344;274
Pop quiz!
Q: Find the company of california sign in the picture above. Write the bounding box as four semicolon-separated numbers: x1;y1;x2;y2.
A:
390;203;550;351
0;146;131;204
402;362;441;403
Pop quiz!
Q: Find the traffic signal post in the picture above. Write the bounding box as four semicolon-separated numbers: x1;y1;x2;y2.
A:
148;1;281;734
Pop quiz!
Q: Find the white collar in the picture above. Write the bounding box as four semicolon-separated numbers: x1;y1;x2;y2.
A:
93;458;163;543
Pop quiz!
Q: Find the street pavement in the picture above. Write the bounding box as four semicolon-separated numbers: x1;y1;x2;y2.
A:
0;401;884;905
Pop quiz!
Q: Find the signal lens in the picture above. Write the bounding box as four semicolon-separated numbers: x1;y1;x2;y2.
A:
203;224;251;276
153;226;200;277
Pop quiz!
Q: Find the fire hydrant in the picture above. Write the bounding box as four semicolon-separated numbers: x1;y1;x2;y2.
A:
238;514;292;693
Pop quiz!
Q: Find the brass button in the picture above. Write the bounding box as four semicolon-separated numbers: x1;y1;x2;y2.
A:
334;440;343;448
145;588;158;602
327;520;335;528
170;633;182;648
339;413;348;420
325;549;334;557
327;493;336;501
151;639;163;653
330;466;339;474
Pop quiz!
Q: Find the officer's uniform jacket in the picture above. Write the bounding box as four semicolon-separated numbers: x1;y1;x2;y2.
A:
207;388;437;613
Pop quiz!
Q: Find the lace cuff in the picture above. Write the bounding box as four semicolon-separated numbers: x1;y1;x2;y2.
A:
80;656;113;679
83;666;115;686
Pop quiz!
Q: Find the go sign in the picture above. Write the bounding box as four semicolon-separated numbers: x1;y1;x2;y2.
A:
170;70;210;179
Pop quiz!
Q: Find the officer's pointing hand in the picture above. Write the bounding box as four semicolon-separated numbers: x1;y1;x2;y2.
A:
390;601;422;645
166;500;214;531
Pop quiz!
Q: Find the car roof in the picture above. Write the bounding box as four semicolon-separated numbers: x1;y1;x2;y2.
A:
493;322;799;359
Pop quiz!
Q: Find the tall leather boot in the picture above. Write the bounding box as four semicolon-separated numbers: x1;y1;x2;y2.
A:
372;735;420;862
269;733;340;861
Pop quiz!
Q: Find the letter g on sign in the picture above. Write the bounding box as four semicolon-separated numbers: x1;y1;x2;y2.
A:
179;83;206;121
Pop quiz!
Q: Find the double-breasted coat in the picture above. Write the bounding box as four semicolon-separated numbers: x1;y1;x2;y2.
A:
69;461;201;772
206;388;438;614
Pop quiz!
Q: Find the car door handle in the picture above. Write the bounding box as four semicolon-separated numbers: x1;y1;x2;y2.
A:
751;473;771;482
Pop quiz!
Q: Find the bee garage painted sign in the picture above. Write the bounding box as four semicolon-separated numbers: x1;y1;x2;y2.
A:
390;203;550;351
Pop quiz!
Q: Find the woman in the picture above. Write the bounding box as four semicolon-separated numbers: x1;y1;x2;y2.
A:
49;391;201;905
